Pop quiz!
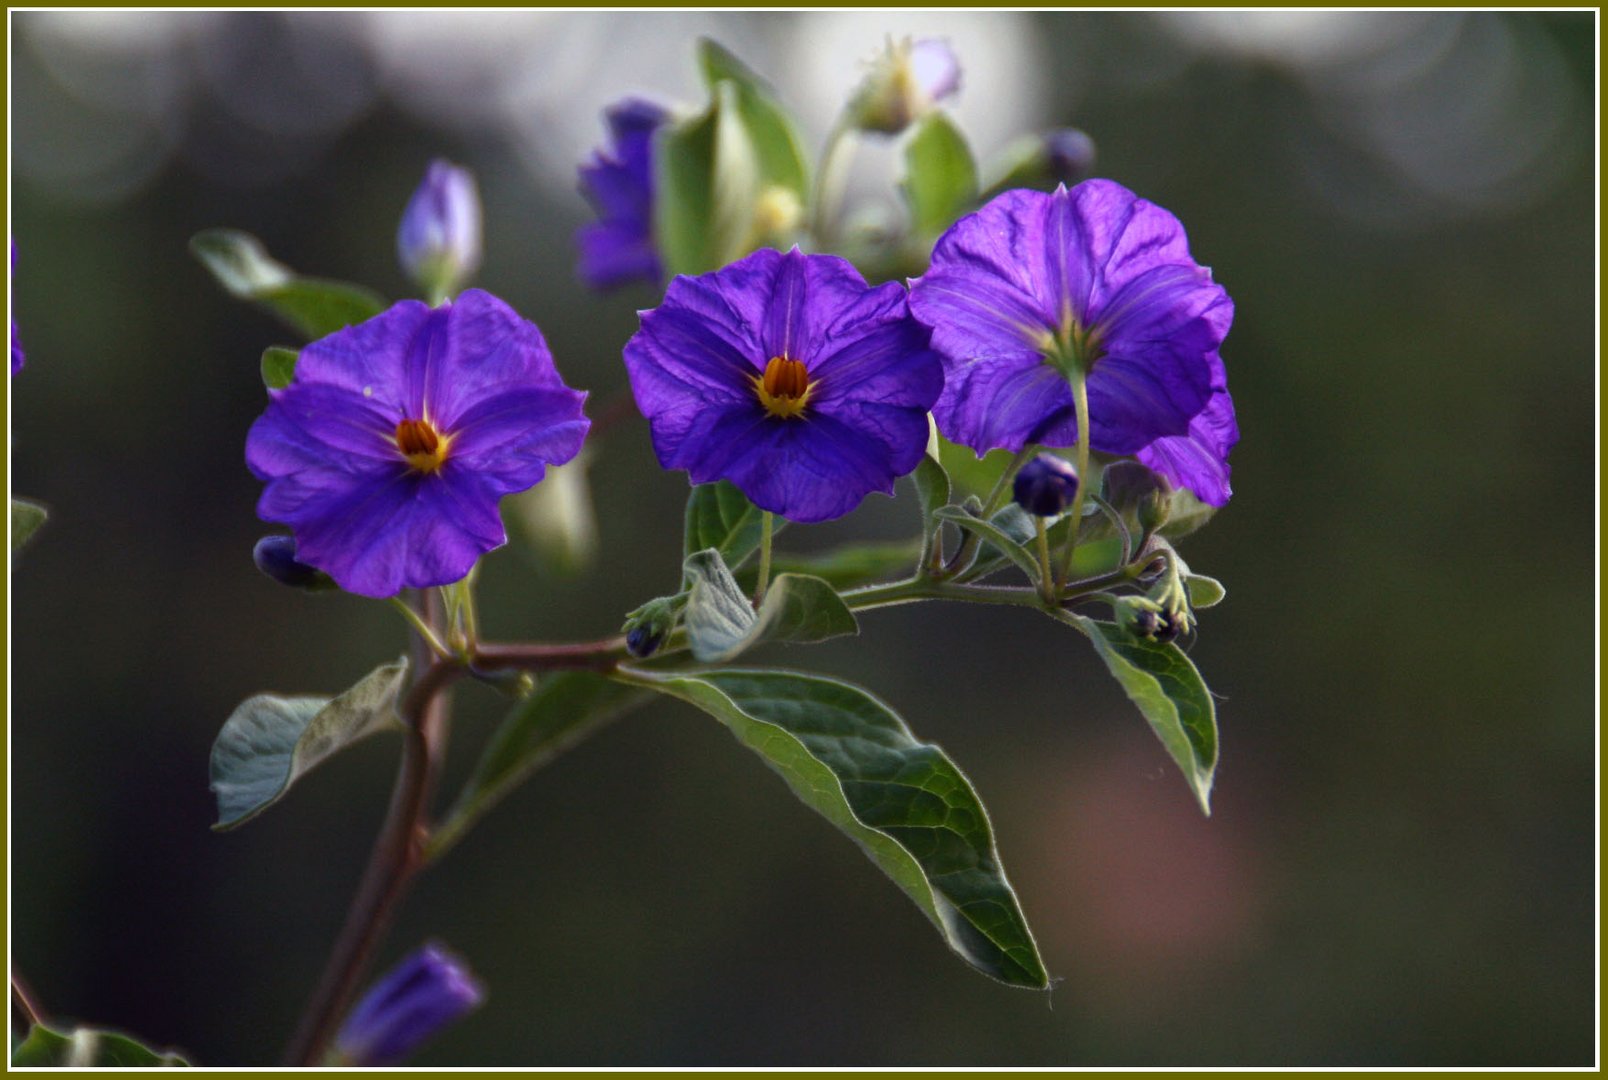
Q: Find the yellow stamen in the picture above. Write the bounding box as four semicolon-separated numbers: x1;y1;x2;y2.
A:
751;356;813;419
395;417;451;473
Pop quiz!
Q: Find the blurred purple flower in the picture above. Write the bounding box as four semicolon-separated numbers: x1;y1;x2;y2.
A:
623;246;943;523
577;98;670;291
11;240;23;375
335;943;484;1066
246;290;589;598
909;180;1237;505
397;159;483;300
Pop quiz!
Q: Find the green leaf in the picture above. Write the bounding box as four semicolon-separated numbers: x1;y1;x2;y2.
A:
11;498;47;554
683;549;857;664
911;443;952;571
1186;574;1226;609
209;658;409;830
623;667;1048;988
753;540;922;591
935;505;1042;582
260;346;299;390
1057;613;1218;814
1158;489;1219;540
902;112;979;239
12;1025;188;1067
683;480;784;571
696;39;810;202
189;229;386;340
431;672;652;859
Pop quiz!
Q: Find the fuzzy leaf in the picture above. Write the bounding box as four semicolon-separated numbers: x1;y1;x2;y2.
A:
190;229;385;340
683;480;785;571
209;658;409;830
624;667;1048;988
431;672;652;858
260;346;298;390
696;38;810;202
683;549;857;663
1057;612;1218;813
12;1025;188;1067
902;112;979;238
11;498;47;554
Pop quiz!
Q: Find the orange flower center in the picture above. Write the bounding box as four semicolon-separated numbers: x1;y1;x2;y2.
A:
395;417;450;473
751;356;813;419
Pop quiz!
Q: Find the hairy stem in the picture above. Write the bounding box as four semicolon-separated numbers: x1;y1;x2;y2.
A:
12;968;43;1031
755;511;774;606
1055;374;1092;590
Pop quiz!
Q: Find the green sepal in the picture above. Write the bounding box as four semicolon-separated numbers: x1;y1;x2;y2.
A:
901;111;979;239
209;657;409;830
430;672;653;860
683;480;784;573
619;666;1049;989
260;346;299;390
682;549;857;664
655;82;758;277
189;229;386;340
12;1025;189;1067
1055;612;1218;814
11;497;48;554
1157;489;1219;540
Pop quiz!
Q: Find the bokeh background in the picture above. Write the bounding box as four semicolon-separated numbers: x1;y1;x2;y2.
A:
8;10;1596;1066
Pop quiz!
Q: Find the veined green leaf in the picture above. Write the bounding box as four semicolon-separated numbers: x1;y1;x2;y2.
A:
12;1025;188;1067
683;549;857;663
935;505;1042;583
1186;574;1226;609
209;658;409;830
1056;612;1218;813
622;667;1048;988
431;672;652;859
696;38;810;202
11;498;47;554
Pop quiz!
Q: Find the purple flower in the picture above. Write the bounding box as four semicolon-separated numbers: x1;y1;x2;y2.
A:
246;289;590;598
909;180;1236;505
10;240;22;376
577;98;670;291
397;159;483;300
623;247;943;523
335;943;484;1066
852;37;962;135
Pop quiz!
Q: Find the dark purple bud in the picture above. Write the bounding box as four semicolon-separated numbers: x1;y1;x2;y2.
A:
335;943;484;1067
622;595;677;658
252;535;333;592
397;160;482;300
1012;453;1080;517
1044;129;1096;185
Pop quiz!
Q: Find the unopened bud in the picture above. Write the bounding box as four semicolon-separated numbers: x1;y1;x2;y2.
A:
622;595;678;658
334;943;484;1067
253;535;335;592
1044;129;1097;185
1012;453;1080;517
397;160;483;302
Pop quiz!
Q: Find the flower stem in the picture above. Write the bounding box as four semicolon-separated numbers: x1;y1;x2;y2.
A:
389;596;450;658
943;446;1033;577
754;510;775;606
282;652;463;1066
1054;372;1092;590
12;967;44;1031
1034;516;1054;601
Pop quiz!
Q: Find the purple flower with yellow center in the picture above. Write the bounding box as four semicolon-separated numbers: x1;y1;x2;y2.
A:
623;246;944;523
909;179;1237;505
576;98;670;291
334;943;484;1066
245;289;590;598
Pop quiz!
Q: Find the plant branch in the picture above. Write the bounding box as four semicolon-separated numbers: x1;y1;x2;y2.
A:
11;967;44;1032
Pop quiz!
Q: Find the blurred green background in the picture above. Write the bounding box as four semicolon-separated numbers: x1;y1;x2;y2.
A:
8;10;1596;1066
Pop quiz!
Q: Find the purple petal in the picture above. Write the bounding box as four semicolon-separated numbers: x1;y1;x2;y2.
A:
930;352;1074;454
722;413;912;523
1136;380;1238;506
448;386;589;489
289;300;435;419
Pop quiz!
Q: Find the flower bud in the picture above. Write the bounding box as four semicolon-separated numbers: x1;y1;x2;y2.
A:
252;535;335;592
622;595;678;658
850;37;961;136
334;943;484;1067
1043;128;1097;186
397;160;483;302
1012;453;1080;517
1115;596;1179;643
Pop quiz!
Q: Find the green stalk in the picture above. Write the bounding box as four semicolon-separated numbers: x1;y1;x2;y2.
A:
1054;371;1092;590
754;510;775;606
